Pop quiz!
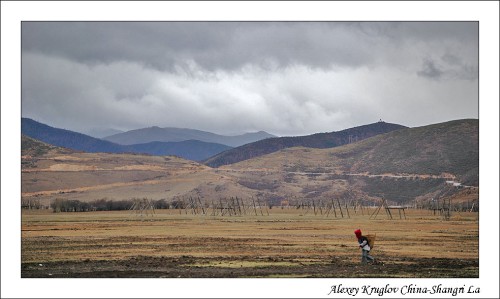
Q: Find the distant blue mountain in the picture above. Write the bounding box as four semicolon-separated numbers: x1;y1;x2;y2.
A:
21;118;125;153
84;128;124;138
103;126;276;147
127;140;231;161
21;118;232;161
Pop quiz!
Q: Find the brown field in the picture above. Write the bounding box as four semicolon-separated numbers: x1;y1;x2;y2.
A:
21;208;479;278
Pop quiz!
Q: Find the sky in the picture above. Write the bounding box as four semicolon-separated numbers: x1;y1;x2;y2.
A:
21;21;479;137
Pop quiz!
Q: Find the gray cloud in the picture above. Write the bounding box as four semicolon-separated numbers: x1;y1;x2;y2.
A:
24;22;478;72
418;58;444;79
21;22;478;136
418;54;478;81
23;22;375;71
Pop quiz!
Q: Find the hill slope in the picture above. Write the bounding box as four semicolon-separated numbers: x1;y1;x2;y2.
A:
21;134;73;157
127;140;232;161
329;119;479;185
22;118;125;153
223;119;478;205
204;121;407;167
103;126;276;147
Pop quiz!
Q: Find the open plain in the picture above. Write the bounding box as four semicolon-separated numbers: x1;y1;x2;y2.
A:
20;122;480;278
21;208;478;278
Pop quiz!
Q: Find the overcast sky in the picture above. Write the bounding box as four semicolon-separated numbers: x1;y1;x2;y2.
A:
21;21;478;136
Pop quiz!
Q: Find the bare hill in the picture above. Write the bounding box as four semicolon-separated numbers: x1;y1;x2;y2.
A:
203;121;407;167
22;134;65;157
328;119;479;185
222;119;478;206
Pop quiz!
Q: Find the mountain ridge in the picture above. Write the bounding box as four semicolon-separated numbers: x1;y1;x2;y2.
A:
22;118;125;153
203;121;408;167
21;118;231;161
103;126;276;147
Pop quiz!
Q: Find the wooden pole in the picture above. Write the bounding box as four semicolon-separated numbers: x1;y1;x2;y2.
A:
344;200;350;218
257;197;264;216
198;197;205;215
331;199;337;218
336;198;344;218
370;199;383;219
252;197;258;216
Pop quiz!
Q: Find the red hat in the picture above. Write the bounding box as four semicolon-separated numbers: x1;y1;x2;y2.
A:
354;229;362;238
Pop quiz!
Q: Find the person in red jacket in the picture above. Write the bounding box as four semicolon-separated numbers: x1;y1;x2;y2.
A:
355;229;374;263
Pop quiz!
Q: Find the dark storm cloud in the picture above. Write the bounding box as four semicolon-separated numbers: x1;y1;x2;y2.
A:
417;58;443;79
21;22;399;71
417;55;478;81
389;22;478;43
21;21;479;136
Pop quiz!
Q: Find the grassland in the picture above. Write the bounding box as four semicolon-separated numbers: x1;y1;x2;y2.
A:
21;208;478;278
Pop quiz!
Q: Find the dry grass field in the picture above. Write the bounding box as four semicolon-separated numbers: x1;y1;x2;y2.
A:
21;208;478;278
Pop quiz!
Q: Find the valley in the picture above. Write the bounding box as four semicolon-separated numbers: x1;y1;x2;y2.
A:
21;118;479;210
20;119;480;278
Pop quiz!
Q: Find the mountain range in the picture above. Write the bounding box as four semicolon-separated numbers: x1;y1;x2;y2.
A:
21;118;479;208
102;126;276;147
84;128;124;139
22;118;125;153
22;118;407;164
21;118;232;161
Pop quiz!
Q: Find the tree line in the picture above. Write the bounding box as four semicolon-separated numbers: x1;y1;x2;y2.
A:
50;198;183;212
